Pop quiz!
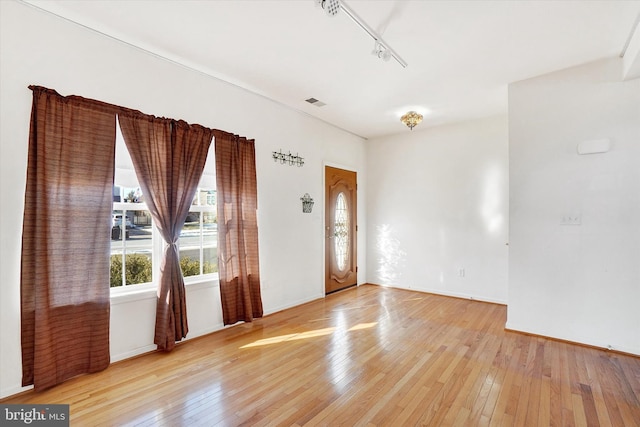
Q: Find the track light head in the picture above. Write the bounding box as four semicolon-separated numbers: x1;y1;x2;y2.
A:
372;41;391;62
317;0;340;17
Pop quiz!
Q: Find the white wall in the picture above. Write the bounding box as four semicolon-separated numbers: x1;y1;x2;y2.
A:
623;16;640;80
0;1;366;398
508;58;640;355
366;116;509;304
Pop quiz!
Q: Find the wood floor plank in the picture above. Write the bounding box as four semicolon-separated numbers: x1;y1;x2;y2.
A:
2;284;639;426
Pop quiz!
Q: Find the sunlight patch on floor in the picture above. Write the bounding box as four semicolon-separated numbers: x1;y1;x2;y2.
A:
240;323;378;349
347;322;377;331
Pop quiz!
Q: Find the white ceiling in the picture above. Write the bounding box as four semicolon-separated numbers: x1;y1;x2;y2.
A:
25;0;640;139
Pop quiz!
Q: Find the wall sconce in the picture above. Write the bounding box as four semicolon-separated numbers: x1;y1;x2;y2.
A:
272;149;304;167
301;193;314;213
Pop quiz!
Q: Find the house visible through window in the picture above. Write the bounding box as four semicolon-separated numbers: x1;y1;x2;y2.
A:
110;118;217;289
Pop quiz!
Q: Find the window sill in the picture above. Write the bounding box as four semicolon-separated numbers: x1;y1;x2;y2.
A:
110;275;219;305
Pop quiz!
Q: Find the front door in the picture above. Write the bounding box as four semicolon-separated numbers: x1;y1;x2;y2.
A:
325;166;357;294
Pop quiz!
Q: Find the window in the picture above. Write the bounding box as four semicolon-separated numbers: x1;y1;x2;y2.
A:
179;194;217;278
179;139;217;280
110;198;154;288
110;118;217;291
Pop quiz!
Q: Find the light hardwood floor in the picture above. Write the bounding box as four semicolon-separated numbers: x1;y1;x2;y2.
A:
3;284;639;426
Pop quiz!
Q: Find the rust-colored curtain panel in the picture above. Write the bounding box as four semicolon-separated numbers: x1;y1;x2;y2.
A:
118;113;213;351
214;132;263;325
21;87;115;390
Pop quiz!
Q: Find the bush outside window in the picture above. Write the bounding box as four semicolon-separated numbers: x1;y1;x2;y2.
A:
179;189;218;279
110;190;218;288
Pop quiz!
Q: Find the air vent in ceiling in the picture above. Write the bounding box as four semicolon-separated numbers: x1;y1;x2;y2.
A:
305;97;326;107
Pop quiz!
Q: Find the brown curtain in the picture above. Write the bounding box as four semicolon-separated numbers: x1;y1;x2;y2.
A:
214;131;263;325
21;86;116;390
118;113;214;351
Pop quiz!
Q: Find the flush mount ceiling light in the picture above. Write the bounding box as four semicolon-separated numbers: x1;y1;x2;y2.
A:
400;111;423;130
315;0;407;68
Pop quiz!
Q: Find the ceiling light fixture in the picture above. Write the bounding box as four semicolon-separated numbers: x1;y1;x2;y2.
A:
315;0;407;68
400;111;423;130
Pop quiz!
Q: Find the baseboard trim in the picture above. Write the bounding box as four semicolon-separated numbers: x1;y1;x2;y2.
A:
364;282;507;306
504;325;640;358
0;385;32;402
263;294;325;317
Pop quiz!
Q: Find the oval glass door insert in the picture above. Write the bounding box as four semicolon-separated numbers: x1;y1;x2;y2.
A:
334;192;349;270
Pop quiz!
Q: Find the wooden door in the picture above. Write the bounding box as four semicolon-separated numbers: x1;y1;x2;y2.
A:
325;166;357;294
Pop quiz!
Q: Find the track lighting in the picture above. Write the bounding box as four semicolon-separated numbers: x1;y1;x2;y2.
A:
315;0;407;68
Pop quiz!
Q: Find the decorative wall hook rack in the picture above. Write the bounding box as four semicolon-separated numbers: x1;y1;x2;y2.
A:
272;149;304;167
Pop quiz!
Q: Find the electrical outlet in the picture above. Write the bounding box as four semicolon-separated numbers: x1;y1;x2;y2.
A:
458;268;465;278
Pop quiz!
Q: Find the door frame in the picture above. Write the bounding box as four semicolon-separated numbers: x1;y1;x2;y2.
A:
323;162;360;295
